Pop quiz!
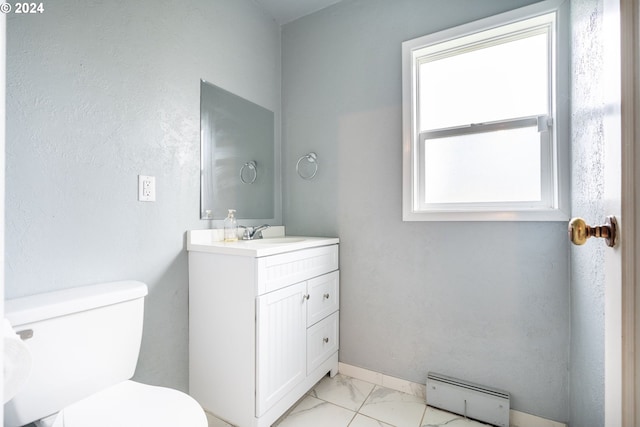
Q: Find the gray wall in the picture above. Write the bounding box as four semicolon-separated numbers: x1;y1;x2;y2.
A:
282;0;570;422
6;0;280;391
569;0;606;425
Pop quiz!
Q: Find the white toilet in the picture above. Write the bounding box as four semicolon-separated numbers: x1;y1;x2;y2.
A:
4;280;208;427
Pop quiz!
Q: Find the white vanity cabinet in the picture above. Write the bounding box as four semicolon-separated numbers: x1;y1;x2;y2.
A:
188;239;339;427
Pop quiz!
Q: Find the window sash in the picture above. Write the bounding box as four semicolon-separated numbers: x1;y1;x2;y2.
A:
416;118;555;211
416;26;551;132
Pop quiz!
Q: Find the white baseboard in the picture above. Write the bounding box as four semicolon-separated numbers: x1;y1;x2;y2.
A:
338;362;427;399
508;410;566;427
337;363;566;427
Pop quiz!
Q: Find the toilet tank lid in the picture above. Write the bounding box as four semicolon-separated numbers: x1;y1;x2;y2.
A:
5;280;149;327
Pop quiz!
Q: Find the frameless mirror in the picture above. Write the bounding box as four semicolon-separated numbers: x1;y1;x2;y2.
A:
200;80;276;220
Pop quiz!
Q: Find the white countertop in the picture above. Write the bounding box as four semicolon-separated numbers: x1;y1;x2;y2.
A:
187;228;339;257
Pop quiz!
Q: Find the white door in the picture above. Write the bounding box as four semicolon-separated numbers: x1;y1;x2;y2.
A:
571;0;636;425
599;0;639;424
602;0;623;423
615;0;639;423
255;282;307;417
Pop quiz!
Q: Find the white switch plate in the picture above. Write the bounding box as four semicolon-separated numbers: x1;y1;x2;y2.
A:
138;175;156;202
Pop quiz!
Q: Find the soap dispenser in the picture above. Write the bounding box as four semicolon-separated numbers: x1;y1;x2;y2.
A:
224;209;238;242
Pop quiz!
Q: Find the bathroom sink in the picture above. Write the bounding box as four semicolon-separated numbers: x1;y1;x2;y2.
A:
187;229;338;257
251;237;306;244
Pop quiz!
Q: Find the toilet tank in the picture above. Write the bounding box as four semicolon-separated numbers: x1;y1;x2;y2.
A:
4;280;148;427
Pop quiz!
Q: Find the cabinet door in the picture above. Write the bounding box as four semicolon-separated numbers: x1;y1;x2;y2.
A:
256;282;307;416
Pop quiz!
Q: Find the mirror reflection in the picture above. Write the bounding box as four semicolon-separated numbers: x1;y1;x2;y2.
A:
200;80;275;220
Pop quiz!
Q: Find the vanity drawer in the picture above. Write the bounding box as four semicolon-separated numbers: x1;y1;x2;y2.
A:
307;271;339;326
307;311;339;374
257;245;338;295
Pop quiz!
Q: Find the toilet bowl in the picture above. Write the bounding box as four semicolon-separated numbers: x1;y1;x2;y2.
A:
4;280;207;427
41;381;207;427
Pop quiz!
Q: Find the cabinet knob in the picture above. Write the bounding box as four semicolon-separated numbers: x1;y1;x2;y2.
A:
323;337;329;343
303;294;310;301
323;293;330;299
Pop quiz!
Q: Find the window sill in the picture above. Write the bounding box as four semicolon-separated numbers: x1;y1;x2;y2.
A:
402;208;570;222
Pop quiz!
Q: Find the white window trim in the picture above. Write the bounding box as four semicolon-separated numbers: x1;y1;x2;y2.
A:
402;0;570;222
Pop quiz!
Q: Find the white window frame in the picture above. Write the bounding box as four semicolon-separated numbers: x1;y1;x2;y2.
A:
402;0;570;221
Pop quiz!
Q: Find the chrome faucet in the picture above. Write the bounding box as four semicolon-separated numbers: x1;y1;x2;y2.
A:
240;224;271;240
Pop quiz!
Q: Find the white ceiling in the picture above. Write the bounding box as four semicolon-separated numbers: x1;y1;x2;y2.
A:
254;0;342;25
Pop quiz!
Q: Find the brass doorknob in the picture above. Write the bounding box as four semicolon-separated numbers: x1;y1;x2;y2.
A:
568;216;618;247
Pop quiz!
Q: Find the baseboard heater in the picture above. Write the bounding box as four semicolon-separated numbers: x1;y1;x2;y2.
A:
426;372;510;427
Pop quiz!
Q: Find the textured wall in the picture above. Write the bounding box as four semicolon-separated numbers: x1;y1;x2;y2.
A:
6;0;280;391
282;0;570;422
569;0;606;425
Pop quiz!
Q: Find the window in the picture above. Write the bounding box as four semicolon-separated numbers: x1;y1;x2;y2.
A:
402;0;569;221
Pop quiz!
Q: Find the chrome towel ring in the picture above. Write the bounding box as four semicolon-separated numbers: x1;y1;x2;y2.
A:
240;160;257;184
296;152;318;180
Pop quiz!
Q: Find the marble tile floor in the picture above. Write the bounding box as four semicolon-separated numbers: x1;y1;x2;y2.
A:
205;373;492;427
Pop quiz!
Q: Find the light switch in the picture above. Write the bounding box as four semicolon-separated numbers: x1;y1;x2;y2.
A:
138;175;156;202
